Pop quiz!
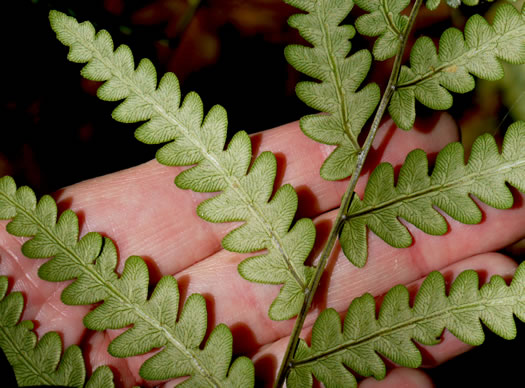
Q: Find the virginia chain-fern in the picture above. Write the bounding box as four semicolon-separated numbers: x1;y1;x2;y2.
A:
277;0;525;384
1;1;525;387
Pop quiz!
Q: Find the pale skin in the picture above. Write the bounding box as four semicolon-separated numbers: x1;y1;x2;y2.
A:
0;113;524;387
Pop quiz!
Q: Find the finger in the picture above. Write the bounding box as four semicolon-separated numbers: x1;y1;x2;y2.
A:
50;112;459;277
161;367;435;388
416;253;518;367
359;368;434;388
64;131;524;388
48;175;524;380
249;252;518;386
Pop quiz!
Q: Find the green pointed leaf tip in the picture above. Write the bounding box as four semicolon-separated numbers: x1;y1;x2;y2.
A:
85;366;116;388
354;0;410;61
391;2;525;130
284;0;380;180
340;121;525;267
0;276;88;387
0;177;255;386
286;262;525;388
49;9;317;320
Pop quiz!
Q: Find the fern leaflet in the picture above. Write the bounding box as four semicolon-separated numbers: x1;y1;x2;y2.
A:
284;0;381;180
354;0;410;61
0;177;254;387
286;262;525;388
390;2;525;130
0;275;115;387
340;121;525;267
49;9;316;321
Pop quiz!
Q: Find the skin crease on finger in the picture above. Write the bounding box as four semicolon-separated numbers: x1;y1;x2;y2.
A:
1;112;524;387
358;368;434;388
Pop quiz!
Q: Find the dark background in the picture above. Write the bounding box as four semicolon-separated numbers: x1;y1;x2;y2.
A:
1;0;523;387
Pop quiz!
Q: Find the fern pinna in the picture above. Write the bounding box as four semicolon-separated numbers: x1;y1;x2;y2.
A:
48;9;315;322
0;176;254;387
286;262;525;388
341;121;525;267
353;0;410;61
0;275;115;387
284;0;381;181
389;2;525;130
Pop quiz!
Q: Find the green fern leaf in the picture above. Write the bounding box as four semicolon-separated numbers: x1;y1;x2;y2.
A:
284;0;381;180
0;276;89;387
286;262;525;388
0;177;255;386
49;9;316;321
390;2;525;130
354;0;410;61
340;121;525;267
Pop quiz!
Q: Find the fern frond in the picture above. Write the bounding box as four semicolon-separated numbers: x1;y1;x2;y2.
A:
284;0;381;180
354;0;410;61
0;177;255;387
340;121;525;267
390;2;525;130
49;9;316;321
0;275;91;387
286;262;525;388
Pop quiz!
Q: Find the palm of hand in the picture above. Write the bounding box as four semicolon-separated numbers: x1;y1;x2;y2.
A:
1;115;524;387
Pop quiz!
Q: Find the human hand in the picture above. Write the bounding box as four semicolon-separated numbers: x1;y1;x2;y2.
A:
1;113;524;387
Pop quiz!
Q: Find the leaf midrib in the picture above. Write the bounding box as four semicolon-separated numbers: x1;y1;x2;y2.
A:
381;1;402;38
291;292;524;367
316;2;360;150
347;157;525;220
